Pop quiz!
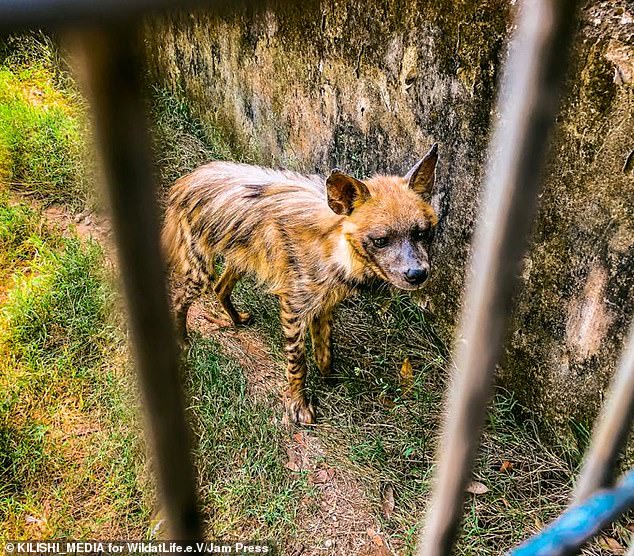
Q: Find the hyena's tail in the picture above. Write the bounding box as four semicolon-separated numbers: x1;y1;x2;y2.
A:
161;198;217;283
161;202;185;275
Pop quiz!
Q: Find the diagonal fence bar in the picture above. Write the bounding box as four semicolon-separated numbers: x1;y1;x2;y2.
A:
72;25;202;541
511;470;634;556
574;321;634;502
417;1;580;554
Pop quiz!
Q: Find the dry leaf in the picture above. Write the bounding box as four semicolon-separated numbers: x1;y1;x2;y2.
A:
465;481;489;495
310;468;335;484
366;528;384;547
599;536;624;554
285;461;300;472
285;447;300;472
400;358;414;395
293;432;307;447
378;394;396;409
499;460;514;473
381;484;395;518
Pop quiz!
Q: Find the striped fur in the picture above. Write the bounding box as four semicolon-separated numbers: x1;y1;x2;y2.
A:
163;147;438;425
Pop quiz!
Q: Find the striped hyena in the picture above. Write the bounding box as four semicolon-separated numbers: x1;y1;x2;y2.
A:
162;144;439;425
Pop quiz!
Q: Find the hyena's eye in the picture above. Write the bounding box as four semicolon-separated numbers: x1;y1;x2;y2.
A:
412;227;433;242
371;236;389;248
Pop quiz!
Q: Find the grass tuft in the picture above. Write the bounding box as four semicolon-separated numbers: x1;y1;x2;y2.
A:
0;35;91;208
150;86;238;187
0;199;149;540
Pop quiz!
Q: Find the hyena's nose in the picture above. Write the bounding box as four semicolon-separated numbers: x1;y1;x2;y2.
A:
405;267;428;285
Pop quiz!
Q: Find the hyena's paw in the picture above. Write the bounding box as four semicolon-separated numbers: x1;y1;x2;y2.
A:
177;335;191;352
285;395;316;426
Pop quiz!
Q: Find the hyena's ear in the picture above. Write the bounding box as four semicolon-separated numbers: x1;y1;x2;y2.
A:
326;170;371;216
405;143;438;195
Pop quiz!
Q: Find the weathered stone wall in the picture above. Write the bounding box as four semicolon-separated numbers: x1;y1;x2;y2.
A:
144;0;634;439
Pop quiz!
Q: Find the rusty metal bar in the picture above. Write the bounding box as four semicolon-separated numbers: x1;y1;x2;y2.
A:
574;322;634;502
417;1;580;554
73;25;202;540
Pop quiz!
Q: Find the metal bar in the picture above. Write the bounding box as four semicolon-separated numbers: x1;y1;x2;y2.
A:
574;322;634;502
417;1;580;554
0;0;281;33
511;469;634;556
0;0;202;31
72;25;202;540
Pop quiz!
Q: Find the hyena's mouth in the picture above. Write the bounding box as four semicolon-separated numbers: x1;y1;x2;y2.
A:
383;268;431;291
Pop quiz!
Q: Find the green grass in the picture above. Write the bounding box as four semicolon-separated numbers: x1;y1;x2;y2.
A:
186;338;313;542
0;197;54;287
150;86;239;188
0;198;149;539
0;35;91;208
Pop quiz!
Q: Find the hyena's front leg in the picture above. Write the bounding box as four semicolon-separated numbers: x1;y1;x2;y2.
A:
280;297;315;425
310;309;333;379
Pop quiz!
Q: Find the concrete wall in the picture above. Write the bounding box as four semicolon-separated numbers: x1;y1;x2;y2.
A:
144;0;634;439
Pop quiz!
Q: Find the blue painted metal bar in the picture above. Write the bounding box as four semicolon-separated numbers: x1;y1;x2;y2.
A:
510;469;634;556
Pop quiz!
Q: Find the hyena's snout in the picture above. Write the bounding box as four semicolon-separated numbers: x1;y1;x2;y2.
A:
404;266;429;286
381;242;432;290
398;243;431;288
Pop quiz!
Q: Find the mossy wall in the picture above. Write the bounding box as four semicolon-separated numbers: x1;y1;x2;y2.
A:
144;0;634;439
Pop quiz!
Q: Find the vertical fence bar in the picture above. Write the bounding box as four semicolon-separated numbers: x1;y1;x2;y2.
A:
574;322;634;502
417;1;580;554
74;25;202;540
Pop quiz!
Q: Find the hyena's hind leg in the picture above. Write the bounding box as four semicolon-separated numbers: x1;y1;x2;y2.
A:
173;274;212;344
212;265;251;326
310;309;333;379
164;214;216;344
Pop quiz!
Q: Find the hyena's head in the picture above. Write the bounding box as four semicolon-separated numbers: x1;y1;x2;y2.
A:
327;144;439;290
